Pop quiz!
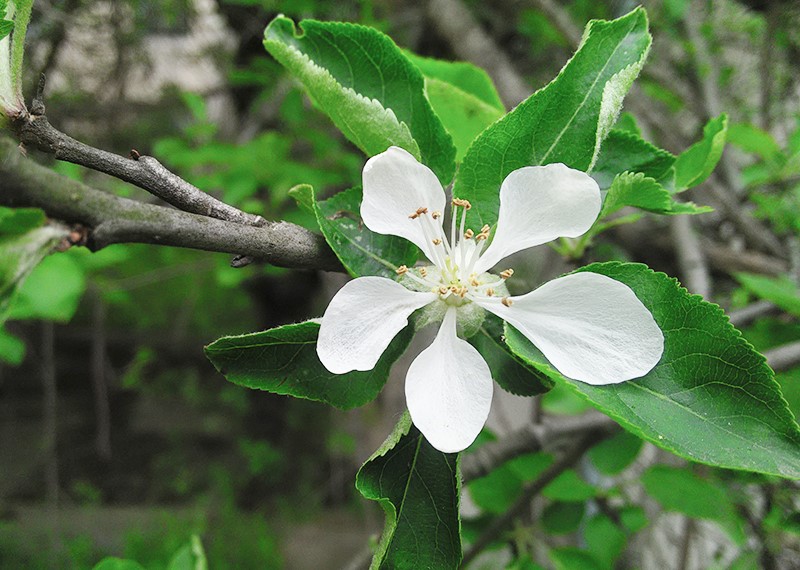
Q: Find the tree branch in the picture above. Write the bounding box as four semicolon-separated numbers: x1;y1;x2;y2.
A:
460;430;611;566
461;411;617;482
0;136;342;271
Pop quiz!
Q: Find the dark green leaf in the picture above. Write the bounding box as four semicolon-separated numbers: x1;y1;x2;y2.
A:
620;505;648;532
674;114;728;191
592;129;675;190
470;314;551;397
454;8;651;229
356;413;461;569
0;20;11;41
264;17;456;184
505;262;800;479
587;431;643;475
314;186;418;278
205;320;412;410
0;206;45;234
542;501;586;535
641;465;746;544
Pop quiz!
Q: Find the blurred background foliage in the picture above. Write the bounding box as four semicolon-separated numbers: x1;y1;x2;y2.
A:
1;0;800;568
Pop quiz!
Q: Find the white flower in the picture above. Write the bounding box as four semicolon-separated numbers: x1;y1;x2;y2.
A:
317;146;664;453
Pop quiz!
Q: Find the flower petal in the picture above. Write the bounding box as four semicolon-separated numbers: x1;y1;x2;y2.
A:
318;276;437;374
361;146;447;263
473;164;601;274
405;308;494;453
475;272;663;385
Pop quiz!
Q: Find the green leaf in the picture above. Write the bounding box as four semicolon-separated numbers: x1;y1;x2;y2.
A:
356;412;461;569
0;207;46;234
504;262;800;479
735;273;800;318
468;459;523;514
542;470;597;502
641;465;746;544
592;129;675;190
584;514;626;568
674;114;728;191
0;224;71;323
600;172;711;218
727;122;784;164
454;8;651;229
619;506;648;532
92;559;146;570
7;252;86;322
470;314;551;397
404;53;504;110
405;53;505;161
587;431;643;475
549;548;603;570
0;326;24;365
205;320;412;410
313;186;418;278
167;536;207;570
0;20;11;41
542;501;586;535
264;17;456;184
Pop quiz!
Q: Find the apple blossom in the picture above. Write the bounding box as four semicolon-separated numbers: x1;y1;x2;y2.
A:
317;146;663;453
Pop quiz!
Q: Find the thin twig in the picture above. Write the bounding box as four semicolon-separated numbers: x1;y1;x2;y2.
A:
461;412;616;482
764;340;800;372
460;431;611;567
671;215;711;298
728;300;779;328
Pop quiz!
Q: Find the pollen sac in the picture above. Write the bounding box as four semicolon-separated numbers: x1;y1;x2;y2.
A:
500;269;514;280
452;198;472;210
396;265;408;275
501;297;513;307
431;211;442;220
464;229;474;239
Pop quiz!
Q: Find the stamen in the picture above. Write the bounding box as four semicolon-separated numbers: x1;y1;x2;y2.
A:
501;297;513;307
500;269;514;279
416;207;428;216
408;212;419;220
464;229;474;239
396;265;408;275
452;198;472;210
439;286;449;295
419;267;427;278
458;286;468;298
486;288;495;296
470;278;479;287
432;238;442;246
431;211;442;220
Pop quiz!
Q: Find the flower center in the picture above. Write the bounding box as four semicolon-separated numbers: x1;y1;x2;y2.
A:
397;199;514;307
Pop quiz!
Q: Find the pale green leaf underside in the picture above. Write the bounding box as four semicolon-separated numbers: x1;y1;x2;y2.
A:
735;272;800;318
356;412;461;570
205;320;412;410
674;114;728;191
505;262;800;479
454;8;651;230
601;172;711;218
264;17;456;184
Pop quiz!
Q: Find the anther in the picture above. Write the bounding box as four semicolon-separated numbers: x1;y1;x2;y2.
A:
408;212;419;220
439;286;449;295
464;229;474;239
459;287;468;298
419;268;427;278
396;265;408;275
452;198;472;210
481;224;490;233
486;288;495;297
470;278;479;287
416;207;428;216
450;285;459;294
432;238;442;245
431;211;442;220
500;269;514;279
501;297;513;307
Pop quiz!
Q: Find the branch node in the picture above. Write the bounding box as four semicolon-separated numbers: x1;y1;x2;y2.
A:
129;149;141;160
231;254;255;268
31;74;47;116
